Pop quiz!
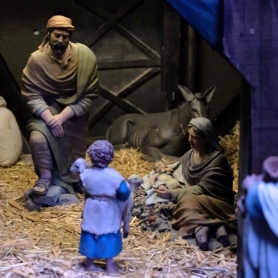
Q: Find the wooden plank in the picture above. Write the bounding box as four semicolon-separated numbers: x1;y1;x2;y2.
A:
181;23;198;93
76;0;144;23
97;59;161;69
76;0;160;59
89;102;114;127
89;68;160;126
161;1;182;110
117;68;161;98
115;24;160;59
99;86;146;114
76;0;141;41
237;77;251;277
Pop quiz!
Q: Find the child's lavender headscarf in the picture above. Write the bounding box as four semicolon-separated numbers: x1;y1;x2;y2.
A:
87;140;114;168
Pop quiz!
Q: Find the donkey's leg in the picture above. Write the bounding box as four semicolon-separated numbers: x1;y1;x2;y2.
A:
106;119;134;146
141;147;164;162
141;147;179;163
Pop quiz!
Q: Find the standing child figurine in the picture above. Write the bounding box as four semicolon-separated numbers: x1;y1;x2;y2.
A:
70;140;130;274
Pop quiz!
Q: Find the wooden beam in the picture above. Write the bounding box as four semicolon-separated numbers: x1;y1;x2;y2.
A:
76;0;160;59
237;78;251;277
161;1;182;110
118;68;160;98
99;86;146;114
181;23;198;93
89;68;160;126
97;59;161;69
115;24;160;59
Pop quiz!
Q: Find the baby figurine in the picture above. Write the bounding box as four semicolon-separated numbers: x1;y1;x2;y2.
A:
149;160;181;190
70;140;130;274
145;160;181;205
150;160;174;188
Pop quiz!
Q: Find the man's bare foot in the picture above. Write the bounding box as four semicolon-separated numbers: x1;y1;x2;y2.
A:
32;178;51;195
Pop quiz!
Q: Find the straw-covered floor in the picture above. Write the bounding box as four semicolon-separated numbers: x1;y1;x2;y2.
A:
0;122;240;278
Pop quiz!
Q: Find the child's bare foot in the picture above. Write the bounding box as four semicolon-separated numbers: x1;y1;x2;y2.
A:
79;258;104;273
106;262;119;274
106;258;119;274
85;264;105;273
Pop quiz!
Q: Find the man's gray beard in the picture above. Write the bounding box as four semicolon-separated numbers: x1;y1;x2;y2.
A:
49;40;69;55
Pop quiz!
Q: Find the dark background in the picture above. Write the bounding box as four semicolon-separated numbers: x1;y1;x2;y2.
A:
0;0;243;146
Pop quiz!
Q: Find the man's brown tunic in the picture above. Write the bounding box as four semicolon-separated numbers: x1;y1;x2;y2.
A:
22;42;98;189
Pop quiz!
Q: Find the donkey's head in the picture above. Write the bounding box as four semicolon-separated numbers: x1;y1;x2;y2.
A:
178;85;216;119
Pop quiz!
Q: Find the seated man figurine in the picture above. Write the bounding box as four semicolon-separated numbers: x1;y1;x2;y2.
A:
237;156;278;278
21;15;98;210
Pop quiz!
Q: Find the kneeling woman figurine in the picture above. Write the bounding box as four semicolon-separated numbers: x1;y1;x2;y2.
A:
155;118;237;251
71;140;130;274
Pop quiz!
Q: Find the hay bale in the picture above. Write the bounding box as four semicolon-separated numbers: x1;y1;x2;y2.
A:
0;122;239;277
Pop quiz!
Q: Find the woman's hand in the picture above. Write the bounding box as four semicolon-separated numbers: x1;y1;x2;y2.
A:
155;188;172;199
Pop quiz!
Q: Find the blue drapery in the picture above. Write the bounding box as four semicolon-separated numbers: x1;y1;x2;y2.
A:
166;0;223;51
167;0;278;172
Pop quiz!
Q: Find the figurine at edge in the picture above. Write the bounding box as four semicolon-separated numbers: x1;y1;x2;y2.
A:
237;156;278;278
71;140;130;274
21;15;98;201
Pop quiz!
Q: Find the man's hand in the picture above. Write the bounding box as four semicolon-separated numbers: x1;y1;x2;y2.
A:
51;126;64;137
44;106;75;130
47;114;64;129
155;188;172;199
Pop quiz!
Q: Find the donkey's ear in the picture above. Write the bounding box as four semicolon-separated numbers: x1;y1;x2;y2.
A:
178;85;195;102
203;86;216;104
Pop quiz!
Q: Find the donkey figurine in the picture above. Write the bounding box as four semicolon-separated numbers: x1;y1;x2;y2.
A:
105;85;216;161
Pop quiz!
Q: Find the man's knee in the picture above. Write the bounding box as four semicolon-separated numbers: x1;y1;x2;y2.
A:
29;130;53;170
30;130;47;145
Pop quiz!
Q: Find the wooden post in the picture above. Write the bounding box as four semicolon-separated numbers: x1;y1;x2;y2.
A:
237;77;251;277
162;1;182;110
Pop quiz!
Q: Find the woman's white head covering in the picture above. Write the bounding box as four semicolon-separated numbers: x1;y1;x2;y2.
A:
188;117;221;151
